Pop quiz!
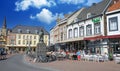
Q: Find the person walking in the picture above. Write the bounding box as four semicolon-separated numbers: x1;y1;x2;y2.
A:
76;50;81;61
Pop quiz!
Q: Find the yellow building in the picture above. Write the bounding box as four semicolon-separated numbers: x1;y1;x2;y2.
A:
6;25;49;52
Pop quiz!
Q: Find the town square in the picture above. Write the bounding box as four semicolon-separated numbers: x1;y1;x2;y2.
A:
0;0;120;71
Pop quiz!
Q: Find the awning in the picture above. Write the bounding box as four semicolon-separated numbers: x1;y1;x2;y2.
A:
84;35;104;40
84;35;120;40
105;35;120;39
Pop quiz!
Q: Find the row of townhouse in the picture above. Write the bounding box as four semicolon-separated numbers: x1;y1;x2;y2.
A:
0;18;49;52
50;0;120;54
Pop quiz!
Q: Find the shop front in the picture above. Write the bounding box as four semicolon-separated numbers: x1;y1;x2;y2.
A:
108;38;120;54
84;35;120;54
84;36;109;54
65;40;85;52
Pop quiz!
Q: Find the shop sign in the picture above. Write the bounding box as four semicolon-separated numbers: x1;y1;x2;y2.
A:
92;17;100;23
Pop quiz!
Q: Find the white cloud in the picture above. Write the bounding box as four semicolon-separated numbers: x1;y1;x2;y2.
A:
30;8;57;24
15;0;56;11
30;15;35;19
59;0;85;5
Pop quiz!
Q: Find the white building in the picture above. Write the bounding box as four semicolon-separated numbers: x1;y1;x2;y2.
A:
67;0;112;54
106;0;120;54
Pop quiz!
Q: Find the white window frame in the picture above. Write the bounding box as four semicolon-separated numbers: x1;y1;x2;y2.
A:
27;29;30;33
109;17;118;31
86;24;92;36
68;29;72;38
74;28;78;38
79;26;84;37
94;22;101;35
18;29;22;33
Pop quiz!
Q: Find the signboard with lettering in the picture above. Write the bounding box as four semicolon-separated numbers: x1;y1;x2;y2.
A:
92;17;101;23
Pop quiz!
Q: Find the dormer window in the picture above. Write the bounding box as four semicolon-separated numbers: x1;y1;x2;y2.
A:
87;13;92;18
87;13;95;18
27;29;30;33
18;29;22;33
35;30;39;34
74;18;78;23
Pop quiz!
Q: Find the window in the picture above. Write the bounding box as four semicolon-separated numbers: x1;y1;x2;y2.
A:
86;24;92;36
10;39;15;45
94;22;101;35
60;27;63;32
27;41;29;45
23;35;25;39
109;17;118;31
27;35;29;39
34;36;36;39
68;29;72;38
23;40;25;45
30;36;32;39
74;28;78;38
79;26;84;36
35;30;39;34
61;32;63;41
74;18;78;23
87;13;95;18
30;41;32;45
18;35;21;39
34;41;36;45
18;40;21;45
87;13;92;18
18;29;22;33
27;29;30;33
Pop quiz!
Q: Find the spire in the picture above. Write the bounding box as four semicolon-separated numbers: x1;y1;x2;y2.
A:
2;17;7;29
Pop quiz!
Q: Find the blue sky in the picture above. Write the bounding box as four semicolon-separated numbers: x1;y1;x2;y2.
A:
0;0;102;32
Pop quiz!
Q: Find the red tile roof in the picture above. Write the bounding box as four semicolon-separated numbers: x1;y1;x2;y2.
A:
108;1;120;12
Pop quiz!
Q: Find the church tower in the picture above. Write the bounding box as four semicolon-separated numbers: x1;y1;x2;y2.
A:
2;17;7;36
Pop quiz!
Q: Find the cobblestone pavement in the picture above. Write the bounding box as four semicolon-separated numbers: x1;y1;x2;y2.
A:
26;56;120;71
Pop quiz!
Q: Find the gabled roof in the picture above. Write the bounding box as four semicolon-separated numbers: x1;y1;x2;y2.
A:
58;8;84;26
77;0;112;21
11;25;49;35
108;1;120;12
